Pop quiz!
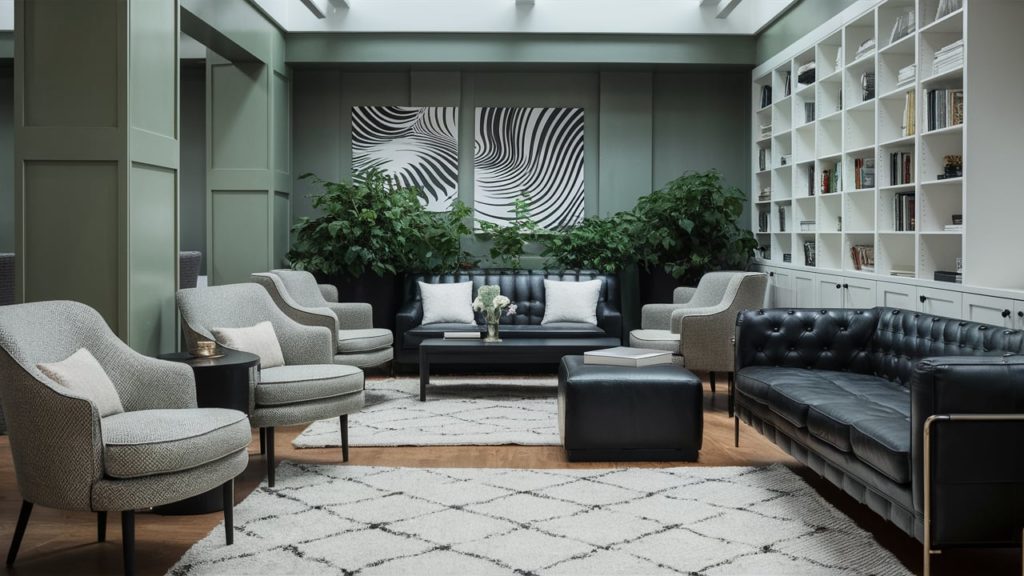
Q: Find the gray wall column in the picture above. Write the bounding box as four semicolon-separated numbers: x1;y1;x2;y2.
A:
15;0;180;355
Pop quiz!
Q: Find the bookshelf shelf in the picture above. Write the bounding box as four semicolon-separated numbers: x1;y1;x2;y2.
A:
880;31;916;56
920;7;964;34
879;86;915;101
880;183;916;193
921;66;963;86
919;177;962;187
880;135;915;147
922;123;963;137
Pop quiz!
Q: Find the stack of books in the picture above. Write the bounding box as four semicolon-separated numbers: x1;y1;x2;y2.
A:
583;347;672;367
850;245;875;272
901;90;916;136
800;220;816;232
926;88;964;131
890;268;915;278
854;38;876;61
893;192;916;231
760;85;773;108
889;151;913;186
943;224;963;232
853;158;875;189
897;63;916;88
758;186;771;202
759;123;772;140
932;39;964;76
934;271;963;284
797;61;816;86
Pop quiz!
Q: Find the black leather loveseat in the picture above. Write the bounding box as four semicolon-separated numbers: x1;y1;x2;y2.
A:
734;306;1024;559
395;269;622;365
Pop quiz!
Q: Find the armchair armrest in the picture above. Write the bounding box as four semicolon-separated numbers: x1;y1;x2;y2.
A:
673;286;697;304
596;302;622;342
106;349;198;412
319;283;339;303
911;355;1024;522
253;273;339;352
675;306;735;372
328;302;373;330
641;303;689;331
275;322;335;365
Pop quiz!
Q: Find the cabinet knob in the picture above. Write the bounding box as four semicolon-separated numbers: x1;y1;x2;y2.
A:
1018;311;1023;318
920;295;927;303
1003;309;1012;318
835;283;842;289
842;283;849;289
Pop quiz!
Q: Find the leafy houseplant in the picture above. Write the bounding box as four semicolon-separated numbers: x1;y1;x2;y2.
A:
287;169;473;279
540;211;639;274
478;195;542;270
632;170;757;286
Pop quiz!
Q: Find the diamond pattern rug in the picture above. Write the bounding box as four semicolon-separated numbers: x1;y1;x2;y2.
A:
292;376;560;448
169;462;910;575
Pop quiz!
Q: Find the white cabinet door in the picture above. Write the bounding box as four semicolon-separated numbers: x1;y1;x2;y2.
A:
843;278;877;308
769;268;794;308
876;281;917;310
793;271;818;307
917;287;963;319
963;293;1015;328
815;274;845;308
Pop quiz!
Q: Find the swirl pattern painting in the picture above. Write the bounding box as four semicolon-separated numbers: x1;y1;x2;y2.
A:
474;107;584;230
352;106;459;211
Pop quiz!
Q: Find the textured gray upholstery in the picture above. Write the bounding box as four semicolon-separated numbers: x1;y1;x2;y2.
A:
0;301;248;513
176;283;365;430
319;283;339;303
251;270;393;369
102;408;250;479
0;253;13;306
630;271;768;373
179;251;202;290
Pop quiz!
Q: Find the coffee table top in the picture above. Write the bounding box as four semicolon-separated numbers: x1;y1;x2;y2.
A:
420;337;621;350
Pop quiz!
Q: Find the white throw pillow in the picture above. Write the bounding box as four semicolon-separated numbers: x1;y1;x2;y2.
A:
541;279;603;325
419;281;475;324
211;321;286;368
37;348;125;418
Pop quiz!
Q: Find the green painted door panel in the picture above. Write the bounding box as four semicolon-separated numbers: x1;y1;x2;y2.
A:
211;189;269;284
128;163;177;353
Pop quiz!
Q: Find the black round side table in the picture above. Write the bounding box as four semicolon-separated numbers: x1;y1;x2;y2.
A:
154;348;259;515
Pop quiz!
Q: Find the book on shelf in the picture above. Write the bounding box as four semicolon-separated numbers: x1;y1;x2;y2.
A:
854;157;875;189
890;268;915;278
758;210;770;233
935;0;962;21
799;220;816;232
808;165;815;196
850;244;875;272
860;72;875;101
943;224;963;232
927;88;964;131
778;205;787;232
758;147;772;171
819;161;840;194
889;8;916;44
952;214;962;225
804;102;815;123
759;123;772;139
758;185;772;201
443;331;481;339
932;39;964;76
889;152;914;186
803;241;816;267
797;61;815;85
583;347;673;367
934;270;963;284
784;71;792;97
901;90;916;136
760;85;773;108
893;192;916;231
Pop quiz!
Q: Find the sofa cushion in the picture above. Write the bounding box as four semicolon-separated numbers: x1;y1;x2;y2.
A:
337;328;393;353
102;408;250;479
806;399;906;453
403;322;606;349
258;364;363;406
628;329;680;354
850;416;912;484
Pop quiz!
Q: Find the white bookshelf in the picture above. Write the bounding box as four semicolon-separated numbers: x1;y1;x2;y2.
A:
750;0;1024;301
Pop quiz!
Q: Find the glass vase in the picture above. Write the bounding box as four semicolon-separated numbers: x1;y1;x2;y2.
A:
485;320;501;342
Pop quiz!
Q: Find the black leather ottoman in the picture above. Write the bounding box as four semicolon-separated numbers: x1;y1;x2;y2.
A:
558;356;703;462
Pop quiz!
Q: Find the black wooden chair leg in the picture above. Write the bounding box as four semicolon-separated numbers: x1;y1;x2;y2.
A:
6;500;33;566
97;511;107;542
709;371;717;395
735;415;740;447
121;510;135;576
223;480;234;545
341;414;349;462
728;372;736;417
259;427;266;455
266;427;276;487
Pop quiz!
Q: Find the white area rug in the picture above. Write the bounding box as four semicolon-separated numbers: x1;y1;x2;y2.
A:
292;376;560;448
169;462;910;576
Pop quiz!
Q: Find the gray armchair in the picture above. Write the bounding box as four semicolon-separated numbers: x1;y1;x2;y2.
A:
251;270;393;369
629;271;768;415
0;301;249;575
177;283;365;486
179;251;202;290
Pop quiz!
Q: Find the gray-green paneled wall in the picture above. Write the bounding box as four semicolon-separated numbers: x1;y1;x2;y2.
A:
292;67;752;244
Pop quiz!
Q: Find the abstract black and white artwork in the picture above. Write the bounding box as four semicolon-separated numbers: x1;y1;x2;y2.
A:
352;106;459;211
474;107;584;229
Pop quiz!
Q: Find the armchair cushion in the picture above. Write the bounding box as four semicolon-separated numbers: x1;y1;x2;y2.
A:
419;281;474;324
337;328;393;353
38;348;125;418
101;408;250;479
257;364;363;406
627;329;680;355
541;279;602;325
211;321;285;369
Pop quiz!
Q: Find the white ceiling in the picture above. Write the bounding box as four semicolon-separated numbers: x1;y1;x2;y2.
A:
253;0;798;35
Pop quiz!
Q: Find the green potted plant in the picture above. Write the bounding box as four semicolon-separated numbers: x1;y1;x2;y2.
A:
287;168;473;329
540;211;639;274
477;194;542;270
633;170;757;303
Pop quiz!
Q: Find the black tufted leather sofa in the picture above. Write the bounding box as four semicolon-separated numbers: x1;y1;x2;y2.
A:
735;306;1024;550
395;269;621;364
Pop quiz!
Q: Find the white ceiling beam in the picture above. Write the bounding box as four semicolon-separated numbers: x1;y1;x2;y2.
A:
699;0;721;6
299;0;346;19
716;0;743;19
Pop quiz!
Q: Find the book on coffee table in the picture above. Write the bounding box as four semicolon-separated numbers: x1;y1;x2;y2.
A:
443;331;482;339
583;347;673;367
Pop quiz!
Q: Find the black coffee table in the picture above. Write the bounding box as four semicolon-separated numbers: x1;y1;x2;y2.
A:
418;337;621;401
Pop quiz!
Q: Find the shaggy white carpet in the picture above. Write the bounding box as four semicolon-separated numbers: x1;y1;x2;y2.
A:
292;376;560;448
169;462;909;576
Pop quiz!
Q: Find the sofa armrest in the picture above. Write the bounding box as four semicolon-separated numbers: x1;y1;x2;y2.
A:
911;355;1024;524
596;302;622;342
673;286;697;304
734;308;880;372
395;301;424;353
319;284;339;303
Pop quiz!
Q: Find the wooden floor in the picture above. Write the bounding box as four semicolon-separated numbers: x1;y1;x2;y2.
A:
0;378;1017;575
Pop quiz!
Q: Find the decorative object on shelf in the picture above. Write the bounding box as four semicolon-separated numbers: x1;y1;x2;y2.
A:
778;205;787;232
837;216;843;232
803;241;816;267
474;107;584;230
192;340;218;358
472;285;516;342
860;72;875;101
796;61;815;85
941;155;963;179
955;256;963;274
352;106;459;211
782;252;792;263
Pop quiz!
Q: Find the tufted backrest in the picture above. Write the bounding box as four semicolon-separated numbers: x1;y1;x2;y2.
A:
735;308;882;373
868;307;1024;385
403;269;619;325
270;269;329;308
